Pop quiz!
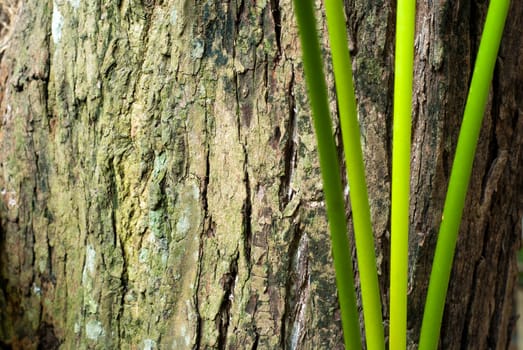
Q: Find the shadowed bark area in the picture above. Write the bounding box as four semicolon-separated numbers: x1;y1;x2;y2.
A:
0;0;521;349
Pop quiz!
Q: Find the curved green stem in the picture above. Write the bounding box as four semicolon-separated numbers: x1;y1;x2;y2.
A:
419;1;510;349
323;0;385;349
390;0;416;349
292;0;362;348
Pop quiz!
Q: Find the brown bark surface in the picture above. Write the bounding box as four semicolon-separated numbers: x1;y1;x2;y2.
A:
0;0;521;349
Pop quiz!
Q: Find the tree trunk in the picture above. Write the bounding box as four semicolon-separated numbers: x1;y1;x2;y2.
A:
0;0;521;349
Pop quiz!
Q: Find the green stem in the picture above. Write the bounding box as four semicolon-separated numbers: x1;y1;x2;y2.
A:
419;1;510;349
323;1;385;349
292;0;362;348
390;0;415;349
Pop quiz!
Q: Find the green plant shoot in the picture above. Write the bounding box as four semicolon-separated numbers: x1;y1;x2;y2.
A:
419;1;510;349
390;0;416;349
323;0;385;349
292;0;362;348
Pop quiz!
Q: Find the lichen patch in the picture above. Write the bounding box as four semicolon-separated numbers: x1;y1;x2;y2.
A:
85;320;105;340
51;1;63;44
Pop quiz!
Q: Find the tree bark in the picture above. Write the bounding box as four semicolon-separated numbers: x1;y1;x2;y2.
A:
0;0;521;349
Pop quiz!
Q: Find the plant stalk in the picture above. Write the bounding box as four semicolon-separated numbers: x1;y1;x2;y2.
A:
419;1;510;349
292;0;362;348
323;0;385;349
390;0;416;349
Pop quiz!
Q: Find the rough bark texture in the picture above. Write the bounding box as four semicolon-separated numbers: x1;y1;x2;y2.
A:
0;0;521;349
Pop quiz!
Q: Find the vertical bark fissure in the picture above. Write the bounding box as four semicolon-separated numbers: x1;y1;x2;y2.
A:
458;251;482;349
251;332;260;350
194;312;202;350
195;101;212;349
115;178;128;350
479;87;502;205
194;240;204;350
235;0;245;30
501;233;519;345
217;253;239;349
487;237;513;348
195;147;208;349
281;219;307;350
242;146;253;266
202;99;211;217
36;322;61;350
279;68;296;209
269;0;282;59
